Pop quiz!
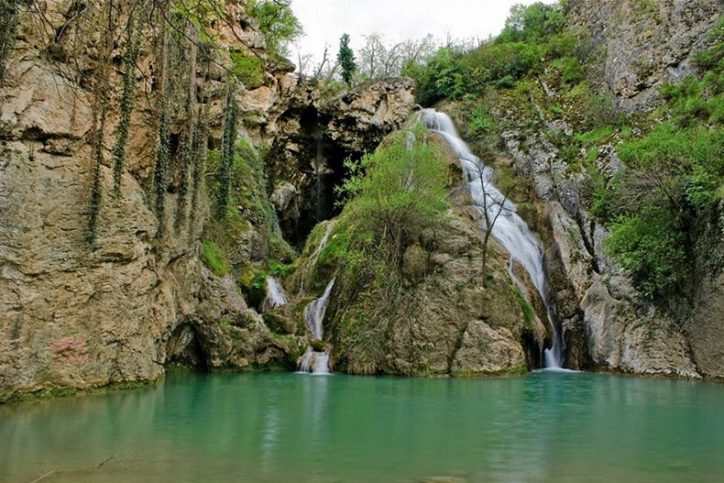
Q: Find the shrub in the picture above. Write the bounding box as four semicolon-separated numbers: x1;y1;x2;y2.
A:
586;92;623;128
606;209;687;298
338;123;448;262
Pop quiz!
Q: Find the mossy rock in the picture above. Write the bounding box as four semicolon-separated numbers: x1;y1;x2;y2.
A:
263;309;297;335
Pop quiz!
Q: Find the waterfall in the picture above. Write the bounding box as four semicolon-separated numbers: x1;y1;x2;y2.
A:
298;220;336;294
298;279;336;374
262;276;288;312
422;109;564;369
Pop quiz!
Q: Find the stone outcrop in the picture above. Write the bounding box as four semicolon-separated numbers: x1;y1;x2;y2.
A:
501;131;700;377
567;0;721;111
267;78;417;243
288;137;548;377
0;0;300;401
685;272;724;379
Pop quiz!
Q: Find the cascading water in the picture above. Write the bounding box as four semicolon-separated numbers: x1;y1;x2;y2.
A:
261;276;288;312
297;219;336;295
298;278;336;374
422;109;564;369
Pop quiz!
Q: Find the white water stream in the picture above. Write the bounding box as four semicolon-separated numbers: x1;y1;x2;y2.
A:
422;109;563;368
298;278;336;374
262;277;288;312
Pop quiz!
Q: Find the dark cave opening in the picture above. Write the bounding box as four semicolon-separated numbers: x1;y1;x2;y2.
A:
165;323;208;370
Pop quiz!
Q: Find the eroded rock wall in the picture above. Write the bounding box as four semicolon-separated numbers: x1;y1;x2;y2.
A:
268;78;417;243
0;0;300;401
566;0;721;111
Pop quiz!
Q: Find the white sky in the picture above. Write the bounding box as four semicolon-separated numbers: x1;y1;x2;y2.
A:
291;0;557;65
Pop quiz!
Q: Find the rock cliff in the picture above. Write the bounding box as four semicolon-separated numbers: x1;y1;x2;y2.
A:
0;0;301;401
267;78;416;243
566;0;721;111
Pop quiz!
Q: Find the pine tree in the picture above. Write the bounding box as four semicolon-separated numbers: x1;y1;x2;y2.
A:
337;33;356;86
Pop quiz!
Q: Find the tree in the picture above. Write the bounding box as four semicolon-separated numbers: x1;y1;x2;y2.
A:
339;124;447;262
337;33;356;86
471;163;512;288
247;0;303;57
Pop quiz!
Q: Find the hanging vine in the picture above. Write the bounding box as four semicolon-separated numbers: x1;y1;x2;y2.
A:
0;0;19;85
190;41;212;233
216;79;238;220
112;4;143;196
152;14;171;240
174;19;199;232
86;1;115;246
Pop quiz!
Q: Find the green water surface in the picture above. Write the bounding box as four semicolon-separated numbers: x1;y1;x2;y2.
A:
1;371;723;482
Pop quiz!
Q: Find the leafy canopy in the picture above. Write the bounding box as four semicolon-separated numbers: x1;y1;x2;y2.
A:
247;0;303;57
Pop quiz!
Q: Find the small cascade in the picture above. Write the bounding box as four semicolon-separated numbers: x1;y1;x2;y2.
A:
298;220;336;294
261;276;288;312
422;109;564;369
298;278;336;375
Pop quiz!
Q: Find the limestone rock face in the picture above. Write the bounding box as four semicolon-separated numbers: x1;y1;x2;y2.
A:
451;322;526;376
567;0;721;111
268;78;417;242
581;277;698;377
686;272;724;379
502;131;701;377
0;1;299;401
322;78;417;153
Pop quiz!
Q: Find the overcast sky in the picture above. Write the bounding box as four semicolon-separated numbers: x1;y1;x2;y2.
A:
291;0;557;65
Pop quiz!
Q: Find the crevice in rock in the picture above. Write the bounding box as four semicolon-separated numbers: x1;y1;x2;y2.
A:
448;319;472;375
165;322;208;370
520;328;543;370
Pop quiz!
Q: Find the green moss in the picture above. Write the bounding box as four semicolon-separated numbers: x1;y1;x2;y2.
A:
230;51;265;89
201;242;230;276
513;287;535;325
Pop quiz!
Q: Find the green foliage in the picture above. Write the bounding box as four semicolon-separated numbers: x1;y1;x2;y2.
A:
338;124;448;257
693;18;724;72
513;286;535;325
201;241;230;276
468;105;494;137
229;51;265;89
585;92;623;128
606;208;687;298
247;0;303;57
86;109;107;246
575;125;615;144
190;117;208;229
595;32;724;297
403;47;465;105
171;0;224;43
497;2;566;43
153;102;171;238
550;56;584;86
337;33;357;86
404;3;589;106
216;84;239;220
112;13;142;196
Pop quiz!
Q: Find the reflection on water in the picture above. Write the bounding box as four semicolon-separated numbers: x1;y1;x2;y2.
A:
1;372;723;482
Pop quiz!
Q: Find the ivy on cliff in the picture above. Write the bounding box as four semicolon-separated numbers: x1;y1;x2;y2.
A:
216;82;239;220
112;7;143;196
152;22;171;239
0;0;20;84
